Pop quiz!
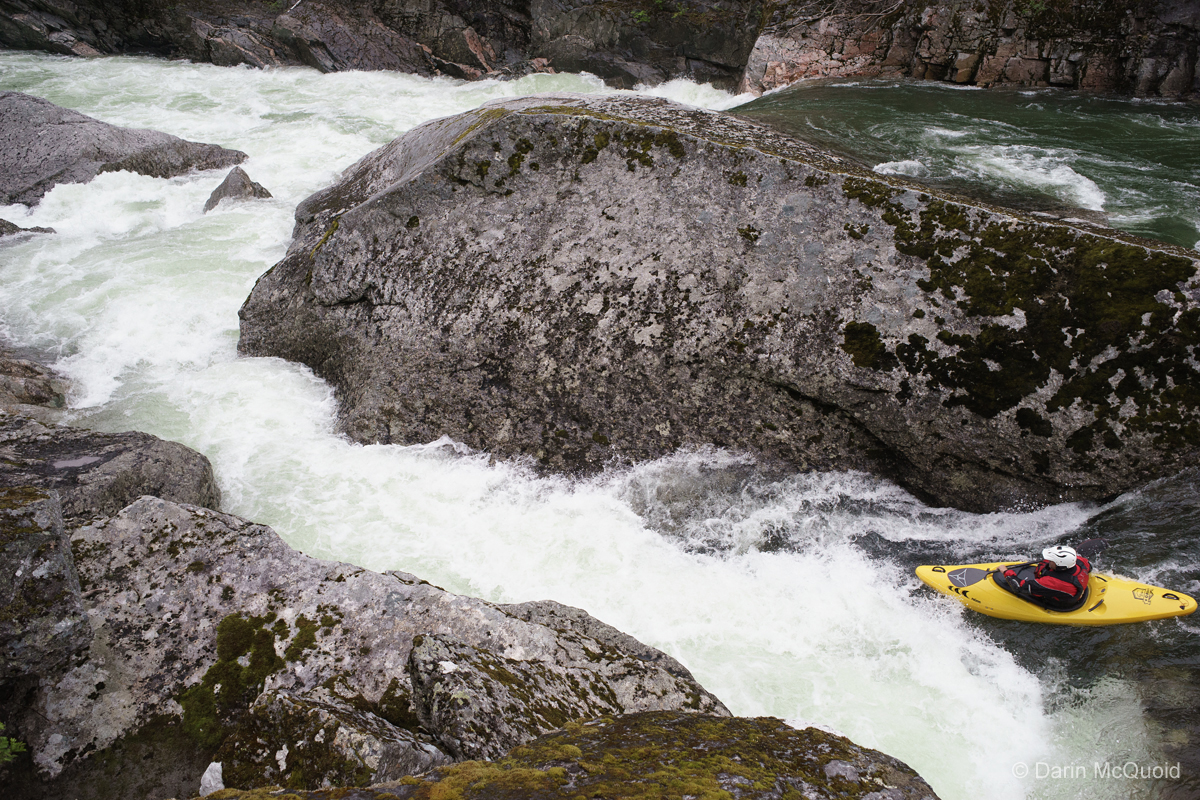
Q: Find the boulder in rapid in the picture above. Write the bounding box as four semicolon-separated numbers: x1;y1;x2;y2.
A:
238;93;1200;513
204;166;272;213
0;91;247;206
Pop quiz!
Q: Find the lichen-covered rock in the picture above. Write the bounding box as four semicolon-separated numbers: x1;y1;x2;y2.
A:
408;631;718;761
742;0;1199;98
12;496;724;785
0;487;90;682
237;93;1200;512
214;688;451;790
204;167;273;213
0;91;247;206
200;712;941;800
0;415;221;519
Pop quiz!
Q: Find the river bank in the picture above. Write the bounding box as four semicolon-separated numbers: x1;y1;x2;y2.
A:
1;1;1197;99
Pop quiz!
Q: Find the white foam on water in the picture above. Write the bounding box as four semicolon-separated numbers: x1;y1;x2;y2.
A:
953;145;1107;211
0;52;1174;800
874;159;930;177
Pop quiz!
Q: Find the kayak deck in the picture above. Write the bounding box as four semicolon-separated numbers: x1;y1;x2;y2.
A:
915;562;1197;625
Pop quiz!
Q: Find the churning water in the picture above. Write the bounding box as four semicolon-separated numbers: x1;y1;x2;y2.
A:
2;53;1198;800
737;79;1200;253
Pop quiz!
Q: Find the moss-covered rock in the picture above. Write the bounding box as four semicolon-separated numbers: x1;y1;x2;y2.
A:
408;632;718;762
8;497;723;792
201;711;940;800
215;689;451;791
238;93;1200;512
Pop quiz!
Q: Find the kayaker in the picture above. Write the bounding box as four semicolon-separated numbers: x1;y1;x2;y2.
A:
1003;545;1092;609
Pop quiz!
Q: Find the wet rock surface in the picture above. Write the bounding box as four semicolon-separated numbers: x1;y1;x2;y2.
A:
0;349;67;422
0;414;222;520
4;495;724;792
204;166;273;213
238;93;1200;513
0;218;55;237
0;91;247;206
743;0;1200;98
203;711;940;800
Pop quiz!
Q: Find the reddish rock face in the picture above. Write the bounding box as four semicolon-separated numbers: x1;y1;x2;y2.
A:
742;0;1199;99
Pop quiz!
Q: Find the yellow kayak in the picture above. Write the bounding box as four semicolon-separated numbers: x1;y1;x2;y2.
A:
916;562;1197;625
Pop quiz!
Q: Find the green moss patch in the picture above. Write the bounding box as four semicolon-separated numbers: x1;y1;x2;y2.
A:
841;178;1200;453
397;712;929;800
180;613;286;750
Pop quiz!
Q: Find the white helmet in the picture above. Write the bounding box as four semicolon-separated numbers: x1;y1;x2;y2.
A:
1043;545;1077;569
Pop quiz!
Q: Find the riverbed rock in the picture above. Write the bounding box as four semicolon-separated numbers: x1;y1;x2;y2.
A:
238;93;1200;513
0;1;763;90
0;415;222;519
0;487;90;682
7;496;725;790
0;218;55;237
0;350;67;415
0;91;247;206
742;0;1200;98
204;711;941;800
204;167;273;213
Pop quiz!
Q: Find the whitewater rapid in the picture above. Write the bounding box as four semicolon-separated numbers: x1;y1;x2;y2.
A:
0;53;1186;800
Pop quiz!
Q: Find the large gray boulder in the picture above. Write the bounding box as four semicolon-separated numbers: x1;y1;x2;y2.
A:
0;415;222;519
0;91;247;206
0;487;90;682
11;497;725;785
238;93;1200;513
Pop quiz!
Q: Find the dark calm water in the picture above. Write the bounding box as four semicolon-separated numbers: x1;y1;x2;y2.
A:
735;80;1200;252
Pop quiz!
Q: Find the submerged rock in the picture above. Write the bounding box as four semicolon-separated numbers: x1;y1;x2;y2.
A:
0;415;222;519
206;711;941;800
9;496;724;788
0;91;246;206
204;167;273;213
239;93;1200;512
0;218;55;237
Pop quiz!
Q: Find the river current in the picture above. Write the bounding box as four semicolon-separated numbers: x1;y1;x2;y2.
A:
2;53;1198;800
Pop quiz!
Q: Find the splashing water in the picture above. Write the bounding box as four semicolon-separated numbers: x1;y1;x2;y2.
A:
737;79;1200;250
